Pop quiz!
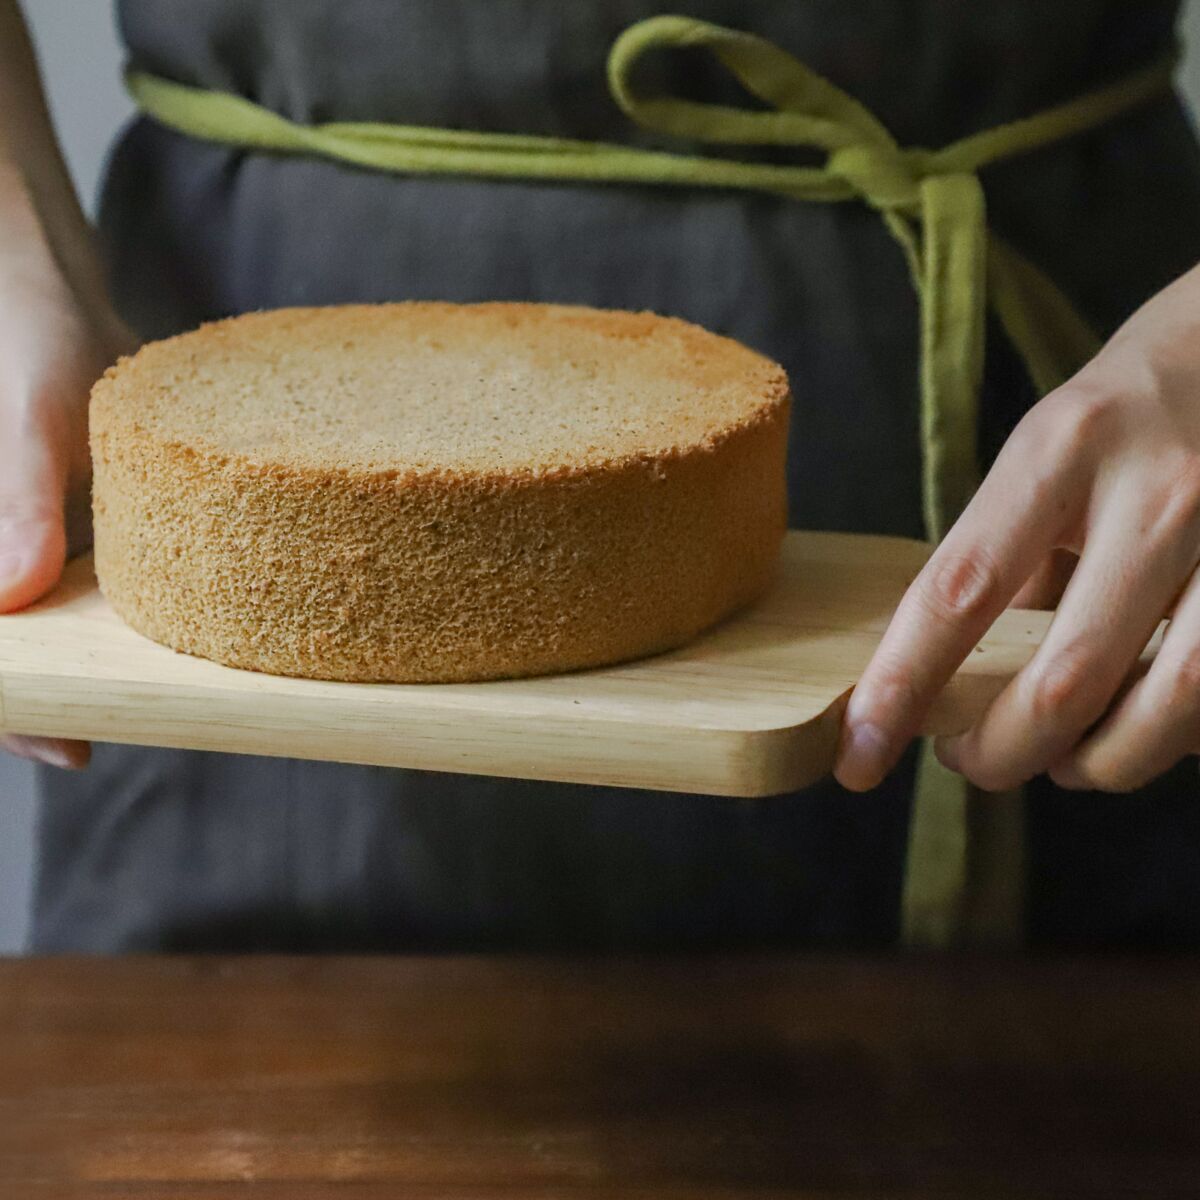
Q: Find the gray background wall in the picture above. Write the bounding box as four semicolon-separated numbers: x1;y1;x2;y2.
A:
5;2;1200;951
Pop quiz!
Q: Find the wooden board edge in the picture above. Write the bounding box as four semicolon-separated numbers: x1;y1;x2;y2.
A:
726;687;852;797
0;670;839;798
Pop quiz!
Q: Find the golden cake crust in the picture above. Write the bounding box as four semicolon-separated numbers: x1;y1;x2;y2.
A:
91;303;790;683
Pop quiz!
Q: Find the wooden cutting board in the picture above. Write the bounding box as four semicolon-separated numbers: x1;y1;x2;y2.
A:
0;530;1098;796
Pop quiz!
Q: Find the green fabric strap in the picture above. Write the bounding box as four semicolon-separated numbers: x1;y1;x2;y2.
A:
125;16;1176;948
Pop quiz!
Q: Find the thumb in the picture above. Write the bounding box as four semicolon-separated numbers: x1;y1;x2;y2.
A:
0;415;92;769
0;423;68;612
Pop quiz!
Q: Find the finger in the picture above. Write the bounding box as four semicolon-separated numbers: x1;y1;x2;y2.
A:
0;410;67;612
1050;562;1200;791
0;734;90;770
0;411;89;763
1010;549;1077;610
939;474;1200;791
834;416;1082;791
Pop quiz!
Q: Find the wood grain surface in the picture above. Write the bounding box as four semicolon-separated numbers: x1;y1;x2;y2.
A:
0;531;1160;795
2;954;1198;1197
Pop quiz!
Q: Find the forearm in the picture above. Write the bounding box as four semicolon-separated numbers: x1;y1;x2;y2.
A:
0;0;113;326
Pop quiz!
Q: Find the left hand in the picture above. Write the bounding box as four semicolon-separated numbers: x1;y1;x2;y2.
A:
835;261;1200;794
0;161;137;769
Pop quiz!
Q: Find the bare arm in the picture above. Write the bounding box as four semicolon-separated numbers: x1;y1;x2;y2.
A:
0;0;134;768
0;0;120;331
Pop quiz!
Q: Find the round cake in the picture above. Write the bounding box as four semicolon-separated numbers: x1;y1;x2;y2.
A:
90;303;790;682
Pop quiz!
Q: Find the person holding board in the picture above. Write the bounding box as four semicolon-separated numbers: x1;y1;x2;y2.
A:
3;1;1200;951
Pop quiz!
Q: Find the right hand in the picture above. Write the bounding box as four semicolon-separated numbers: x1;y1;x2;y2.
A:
0;162;137;769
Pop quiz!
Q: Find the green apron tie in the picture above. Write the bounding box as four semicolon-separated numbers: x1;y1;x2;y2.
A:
125;15;1177;946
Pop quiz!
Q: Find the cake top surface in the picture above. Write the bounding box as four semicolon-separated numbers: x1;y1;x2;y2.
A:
92;303;789;477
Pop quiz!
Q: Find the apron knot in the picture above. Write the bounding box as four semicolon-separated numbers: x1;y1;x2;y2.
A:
827;144;922;216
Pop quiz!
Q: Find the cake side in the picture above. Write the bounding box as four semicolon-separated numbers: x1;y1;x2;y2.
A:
91;401;789;683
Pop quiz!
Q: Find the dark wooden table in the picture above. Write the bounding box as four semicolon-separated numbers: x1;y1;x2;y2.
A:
3;956;1199;1197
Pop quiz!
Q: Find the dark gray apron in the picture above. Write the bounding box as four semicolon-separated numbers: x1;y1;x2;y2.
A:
31;0;1200;951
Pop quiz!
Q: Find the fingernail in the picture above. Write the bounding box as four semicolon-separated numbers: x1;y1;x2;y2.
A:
842;721;891;785
1;737;80;769
34;745;80;770
0;551;25;584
